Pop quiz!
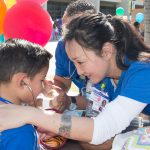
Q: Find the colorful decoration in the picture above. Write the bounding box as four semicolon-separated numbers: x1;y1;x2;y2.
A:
16;0;47;5
116;7;125;17
0;0;7;35
136;13;144;23
0;34;5;43
4;1;53;46
122;127;150;150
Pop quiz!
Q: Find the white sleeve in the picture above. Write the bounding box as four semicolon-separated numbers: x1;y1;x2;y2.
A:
90;95;147;145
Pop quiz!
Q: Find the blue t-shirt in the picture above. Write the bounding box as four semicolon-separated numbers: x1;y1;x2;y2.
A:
113;61;150;115
55;39;114;100
0;124;40;150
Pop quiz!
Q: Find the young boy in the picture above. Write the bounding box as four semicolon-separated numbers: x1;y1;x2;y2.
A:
0;39;52;149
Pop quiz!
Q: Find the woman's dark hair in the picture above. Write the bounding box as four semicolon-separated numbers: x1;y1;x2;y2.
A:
0;38;52;83
64;14;150;70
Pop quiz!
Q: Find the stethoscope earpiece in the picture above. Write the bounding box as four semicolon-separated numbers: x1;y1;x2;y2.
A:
21;80;36;107
21;80;27;86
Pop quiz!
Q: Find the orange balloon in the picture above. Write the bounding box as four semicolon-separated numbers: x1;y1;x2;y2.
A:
0;0;7;34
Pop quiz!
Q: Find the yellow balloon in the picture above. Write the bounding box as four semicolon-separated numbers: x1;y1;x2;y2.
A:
0;0;7;34
4;0;16;9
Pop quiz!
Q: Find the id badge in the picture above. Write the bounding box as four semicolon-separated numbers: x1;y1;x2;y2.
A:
89;87;109;112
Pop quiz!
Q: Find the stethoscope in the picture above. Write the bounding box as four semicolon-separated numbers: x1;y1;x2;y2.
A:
63;60;88;92
63;60;76;80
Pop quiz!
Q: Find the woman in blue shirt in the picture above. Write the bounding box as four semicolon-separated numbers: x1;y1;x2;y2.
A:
0;13;150;146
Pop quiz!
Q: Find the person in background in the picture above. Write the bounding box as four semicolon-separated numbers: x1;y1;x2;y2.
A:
49;0;98;111
133;21;144;38
46;0;114;115
1;13;150;149
133;21;141;33
0;39;52;150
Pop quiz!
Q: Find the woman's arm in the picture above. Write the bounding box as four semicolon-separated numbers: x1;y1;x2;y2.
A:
33;108;93;142
0;104;93;142
0;96;146;144
37;96;146;145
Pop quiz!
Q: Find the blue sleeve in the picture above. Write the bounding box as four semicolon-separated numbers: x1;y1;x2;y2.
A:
55;40;70;77
2;126;39;150
5;132;38;150
121;63;150;104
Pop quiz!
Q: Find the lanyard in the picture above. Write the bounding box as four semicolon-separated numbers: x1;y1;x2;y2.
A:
0;97;13;104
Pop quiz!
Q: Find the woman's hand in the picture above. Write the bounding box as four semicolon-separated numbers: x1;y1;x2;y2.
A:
52;93;70;113
42;80;70;112
0;104;35;131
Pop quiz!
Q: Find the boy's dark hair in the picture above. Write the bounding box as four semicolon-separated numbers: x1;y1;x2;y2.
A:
0;39;52;83
66;0;96;17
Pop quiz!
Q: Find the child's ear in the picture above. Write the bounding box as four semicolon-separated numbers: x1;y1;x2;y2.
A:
101;42;114;60
12;73;28;88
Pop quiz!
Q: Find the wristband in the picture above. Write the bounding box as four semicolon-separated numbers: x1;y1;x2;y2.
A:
71;96;76;104
69;97;77;111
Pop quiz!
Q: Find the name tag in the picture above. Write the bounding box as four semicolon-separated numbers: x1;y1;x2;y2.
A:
86;87;109;117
